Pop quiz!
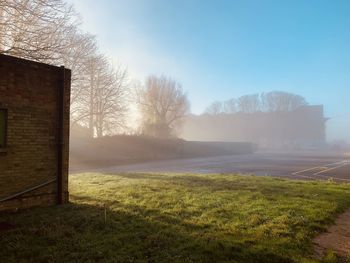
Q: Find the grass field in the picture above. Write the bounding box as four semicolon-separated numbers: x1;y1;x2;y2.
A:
1;173;350;263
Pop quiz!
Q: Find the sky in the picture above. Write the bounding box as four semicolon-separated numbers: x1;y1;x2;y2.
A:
68;0;350;142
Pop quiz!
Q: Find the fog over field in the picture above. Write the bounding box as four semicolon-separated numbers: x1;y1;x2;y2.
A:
51;0;350;172
2;1;350;262
328;116;350;143
65;0;350;145
2;0;349;155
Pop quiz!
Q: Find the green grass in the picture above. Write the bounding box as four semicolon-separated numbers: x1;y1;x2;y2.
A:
1;173;350;263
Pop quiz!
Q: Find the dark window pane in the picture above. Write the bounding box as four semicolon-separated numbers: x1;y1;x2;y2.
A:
0;110;6;147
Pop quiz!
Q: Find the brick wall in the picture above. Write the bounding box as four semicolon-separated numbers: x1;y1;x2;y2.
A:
0;54;70;211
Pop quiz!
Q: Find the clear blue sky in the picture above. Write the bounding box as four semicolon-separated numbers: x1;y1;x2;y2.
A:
69;0;350;142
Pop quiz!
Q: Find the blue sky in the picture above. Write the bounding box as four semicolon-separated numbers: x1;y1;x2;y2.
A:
69;0;350;142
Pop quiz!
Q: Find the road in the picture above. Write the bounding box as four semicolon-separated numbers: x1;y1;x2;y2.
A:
72;152;350;182
72;150;350;181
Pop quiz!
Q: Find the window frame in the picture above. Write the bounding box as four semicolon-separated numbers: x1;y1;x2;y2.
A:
0;108;8;149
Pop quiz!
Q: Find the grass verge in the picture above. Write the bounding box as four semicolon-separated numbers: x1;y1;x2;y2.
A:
1;173;350;262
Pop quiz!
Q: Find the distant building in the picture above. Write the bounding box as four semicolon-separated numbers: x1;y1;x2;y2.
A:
0;54;71;211
181;105;327;149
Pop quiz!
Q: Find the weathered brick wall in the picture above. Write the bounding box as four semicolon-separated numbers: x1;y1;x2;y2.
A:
0;54;70;211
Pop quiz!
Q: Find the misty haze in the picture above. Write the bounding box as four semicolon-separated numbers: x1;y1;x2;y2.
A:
1;0;350;262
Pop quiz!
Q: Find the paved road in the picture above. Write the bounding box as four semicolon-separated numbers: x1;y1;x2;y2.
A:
73;151;350;181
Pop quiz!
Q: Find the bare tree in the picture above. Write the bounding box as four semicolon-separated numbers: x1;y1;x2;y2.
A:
61;31;99;125
0;0;78;62
205;101;224;115
93;64;129;137
136;75;190;138
74;55;129;137
0;1;130;137
237;94;261;113
223;98;237;114
205;91;308;115
261;91;308;112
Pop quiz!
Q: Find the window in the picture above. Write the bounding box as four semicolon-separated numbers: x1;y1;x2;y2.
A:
0;109;7;148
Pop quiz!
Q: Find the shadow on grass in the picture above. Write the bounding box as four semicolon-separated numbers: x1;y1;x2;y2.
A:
0;200;294;263
109;172;349;199
109;172;260;190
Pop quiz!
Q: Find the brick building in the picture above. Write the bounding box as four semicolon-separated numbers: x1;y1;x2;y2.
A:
0;54;71;211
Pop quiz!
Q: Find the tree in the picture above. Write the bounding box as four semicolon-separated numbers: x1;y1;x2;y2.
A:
261;91;308;112
136;75;190;138
223;98;237;114
75;55;129;137
0;0;78;62
205;101;223;115
62;31;99;125
205;91;308;115
0;0;130;137
93;63;128;137
237;94;261;113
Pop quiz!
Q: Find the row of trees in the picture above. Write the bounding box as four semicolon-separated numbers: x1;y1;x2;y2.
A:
205;91;308;115
1;1;309;138
0;0;190;138
0;0;130;137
